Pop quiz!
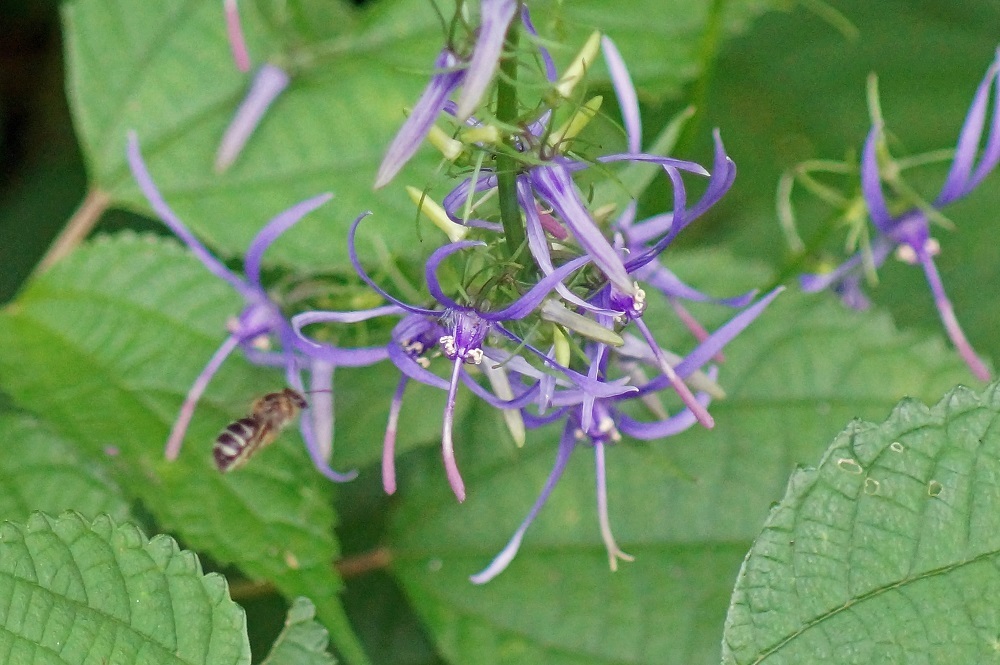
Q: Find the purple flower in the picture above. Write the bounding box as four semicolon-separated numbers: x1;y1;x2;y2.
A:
470;286;784;583
802;49;1000;381
127;132;377;481
294;213;636;501
441;38;743;430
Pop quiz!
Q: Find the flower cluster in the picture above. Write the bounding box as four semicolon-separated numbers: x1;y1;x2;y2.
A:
796;49;1000;381
135;2;783;582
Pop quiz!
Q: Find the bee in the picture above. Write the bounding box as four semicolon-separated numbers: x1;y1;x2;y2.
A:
213;388;309;472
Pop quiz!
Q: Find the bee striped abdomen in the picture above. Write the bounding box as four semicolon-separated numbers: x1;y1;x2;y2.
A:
212;388;308;472
214;416;264;472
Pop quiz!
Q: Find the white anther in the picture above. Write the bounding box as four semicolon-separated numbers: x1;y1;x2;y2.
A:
925;237;940;257
895;244;918;265
439;335;457;358
464;348;484;365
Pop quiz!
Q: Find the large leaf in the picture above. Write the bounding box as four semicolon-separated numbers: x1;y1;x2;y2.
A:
0;413;130;524
387;250;976;665
0;234;367;661
0;512;249;664
62;0;783;270
723;381;1000;664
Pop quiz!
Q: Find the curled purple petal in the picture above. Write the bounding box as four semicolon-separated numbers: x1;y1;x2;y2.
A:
165;334;241;460
939;50;1000;202
442;357;467;501
860;124;895;233
601;36;641;154
531;164;633;295
244;192;332;286
348;213;439;316
470;423;576;583
127;132;251;297
215;63;291;173
383;376;408;494
917;253;991;381
594;441;633;570
520;6;556;82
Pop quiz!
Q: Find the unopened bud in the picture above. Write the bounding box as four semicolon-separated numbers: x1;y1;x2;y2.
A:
556;31;602;98
427;126;464;161
541;299;624;347
548;96;603;150
406;186;469;242
460;125;502;145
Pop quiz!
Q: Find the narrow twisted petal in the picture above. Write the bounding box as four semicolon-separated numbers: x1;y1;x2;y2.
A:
375;49;465;188
617;373;715;439
224;0;251;72
442;357;467;501
297;406;359;482
624;165;687;272
424;240;488;310
442;171;498;224
460;371;540;409
939;50;1000;202
531;164;634;295
488;254;592;320
917;253;991;381
520;179;613;313
799;237;894;294
601;36;641;153
165;334;241;460
626;131;736;271
661;287;784;387
470;423;576;583
596;153;709;175
348;213;438;316
481;360;526;446
519;5;557;81
639;261;756;307
291;307;399;366
244;192;332;286
859;123;896;233
580;341;608;433
307;359;335;462
292;305;406;328
594;442;634;571
127;133;251;297
455;0;518;120
382;376;409;494
633;317;713;428
494;325;637;398
386;339;451;390
215;64;291;173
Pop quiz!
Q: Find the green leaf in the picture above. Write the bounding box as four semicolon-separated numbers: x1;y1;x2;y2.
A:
262;597;337;665
0;234;369;663
723;381;1000;664
0;413;130;523
0;511;249;664
62;0;783;271
387;251;975;665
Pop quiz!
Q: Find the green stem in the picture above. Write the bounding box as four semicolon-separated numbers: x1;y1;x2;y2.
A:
495;24;526;260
